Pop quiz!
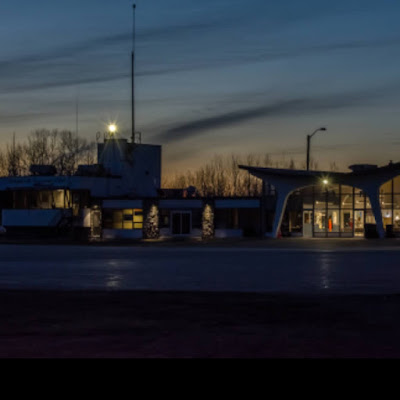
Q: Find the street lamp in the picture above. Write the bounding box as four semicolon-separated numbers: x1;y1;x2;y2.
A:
306;127;327;171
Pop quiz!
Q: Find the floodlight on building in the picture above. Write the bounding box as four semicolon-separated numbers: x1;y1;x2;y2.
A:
108;124;117;135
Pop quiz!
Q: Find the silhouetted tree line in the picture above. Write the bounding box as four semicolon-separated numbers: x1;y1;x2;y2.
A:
0;129;96;177
162;154;322;197
0;130;340;198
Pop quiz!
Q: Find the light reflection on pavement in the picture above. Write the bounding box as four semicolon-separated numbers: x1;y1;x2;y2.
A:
1;244;400;294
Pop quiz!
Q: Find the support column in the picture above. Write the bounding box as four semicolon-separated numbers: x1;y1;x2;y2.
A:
266;186;293;239
365;188;385;239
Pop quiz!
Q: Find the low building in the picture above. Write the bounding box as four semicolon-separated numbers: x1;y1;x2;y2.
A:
1;134;399;240
0;137;161;240
157;197;261;239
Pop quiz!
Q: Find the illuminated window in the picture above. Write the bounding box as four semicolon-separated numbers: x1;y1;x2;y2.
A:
133;209;143;230
394;210;400;232
104;209;144;230
123;209;133;229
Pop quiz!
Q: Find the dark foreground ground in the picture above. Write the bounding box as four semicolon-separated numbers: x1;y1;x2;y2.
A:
1;290;400;358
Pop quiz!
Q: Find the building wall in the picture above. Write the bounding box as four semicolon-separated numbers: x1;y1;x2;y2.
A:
0;176;123;198
98;139;161;198
157;198;262;239
2;209;68;227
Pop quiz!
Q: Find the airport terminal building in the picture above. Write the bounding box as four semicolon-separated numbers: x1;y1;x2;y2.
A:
0;135;399;240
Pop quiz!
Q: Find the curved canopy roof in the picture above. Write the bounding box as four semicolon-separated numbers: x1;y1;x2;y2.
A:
239;162;400;189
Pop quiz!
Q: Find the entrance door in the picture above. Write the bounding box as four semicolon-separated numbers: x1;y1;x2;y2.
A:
354;210;364;237
303;211;313;238
314;210;327;237
171;212;191;235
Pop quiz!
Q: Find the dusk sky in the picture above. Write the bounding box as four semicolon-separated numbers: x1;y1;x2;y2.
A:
1;0;400;174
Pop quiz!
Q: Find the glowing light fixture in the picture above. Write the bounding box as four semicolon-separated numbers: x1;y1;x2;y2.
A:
323;179;329;185
108;124;117;134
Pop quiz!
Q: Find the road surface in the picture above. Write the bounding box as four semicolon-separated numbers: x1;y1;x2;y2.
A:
1;244;400;294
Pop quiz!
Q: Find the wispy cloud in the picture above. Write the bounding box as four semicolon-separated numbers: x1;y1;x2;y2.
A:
0;111;52;124
1;8;399;95
152;88;393;143
0;19;224;93
0;20;217;65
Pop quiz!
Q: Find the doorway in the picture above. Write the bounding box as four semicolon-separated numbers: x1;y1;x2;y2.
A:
303;211;313;238
171;211;192;236
354;210;364;237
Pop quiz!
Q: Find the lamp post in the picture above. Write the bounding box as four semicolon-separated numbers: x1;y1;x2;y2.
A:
306;127;327;171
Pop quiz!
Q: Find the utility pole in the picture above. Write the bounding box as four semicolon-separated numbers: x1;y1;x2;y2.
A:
131;3;136;144
75;85;80;138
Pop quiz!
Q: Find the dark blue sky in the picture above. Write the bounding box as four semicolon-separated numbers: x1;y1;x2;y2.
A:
1;0;400;173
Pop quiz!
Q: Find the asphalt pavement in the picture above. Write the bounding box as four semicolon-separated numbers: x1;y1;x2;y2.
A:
1;242;400;293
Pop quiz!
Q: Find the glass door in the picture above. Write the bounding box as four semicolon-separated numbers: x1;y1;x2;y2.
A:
314;210;327;237
341;210;354;237
327;209;340;237
171;211;192;235
354;210;364;237
303;211;313;238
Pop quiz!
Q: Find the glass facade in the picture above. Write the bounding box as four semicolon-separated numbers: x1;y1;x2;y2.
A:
380;177;400;233
11;189;72;209
295;179;400;237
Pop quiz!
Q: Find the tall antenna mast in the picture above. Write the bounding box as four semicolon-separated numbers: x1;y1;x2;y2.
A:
131;3;136;143
75;85;80;138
